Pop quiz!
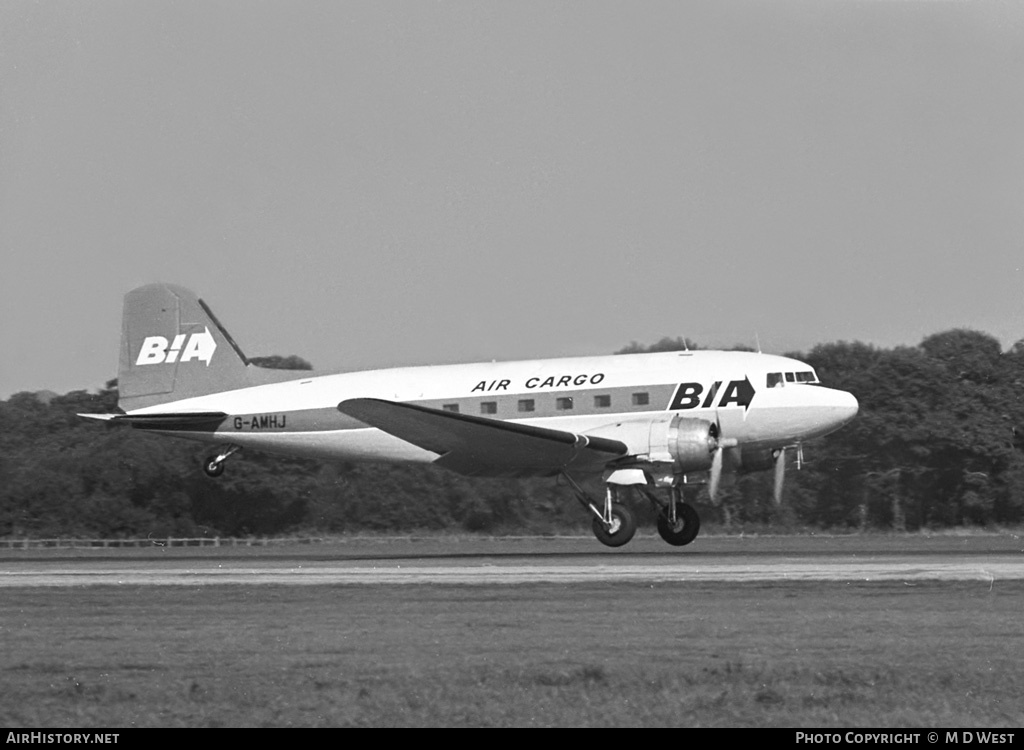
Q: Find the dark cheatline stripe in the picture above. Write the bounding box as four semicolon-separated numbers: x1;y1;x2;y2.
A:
118;412;228;432
415;382;679;421
139;382;685;436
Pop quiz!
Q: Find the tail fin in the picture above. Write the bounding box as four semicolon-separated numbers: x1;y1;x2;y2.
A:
117;284;292;411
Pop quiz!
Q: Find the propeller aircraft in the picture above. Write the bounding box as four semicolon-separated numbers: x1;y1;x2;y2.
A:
81;284;858;548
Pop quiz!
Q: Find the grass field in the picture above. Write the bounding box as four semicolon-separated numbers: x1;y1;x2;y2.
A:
1;535;1023;727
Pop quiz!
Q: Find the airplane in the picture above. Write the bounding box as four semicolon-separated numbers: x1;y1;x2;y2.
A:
81;283;859;548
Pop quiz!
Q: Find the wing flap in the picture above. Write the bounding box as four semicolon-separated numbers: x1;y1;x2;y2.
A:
338;398;627;477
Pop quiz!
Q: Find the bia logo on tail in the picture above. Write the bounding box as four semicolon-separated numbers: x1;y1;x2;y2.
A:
135;328;217;366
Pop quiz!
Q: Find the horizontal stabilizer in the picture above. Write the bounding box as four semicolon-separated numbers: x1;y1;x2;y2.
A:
338;398;627;477
78;412;227;431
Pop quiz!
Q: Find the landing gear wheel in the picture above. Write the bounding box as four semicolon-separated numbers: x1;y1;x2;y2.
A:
201;444;240;478
592;503;637;548
657;501;700;546
203;456;226;478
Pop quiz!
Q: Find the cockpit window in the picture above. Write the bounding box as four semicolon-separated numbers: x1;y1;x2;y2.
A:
769;370;820;388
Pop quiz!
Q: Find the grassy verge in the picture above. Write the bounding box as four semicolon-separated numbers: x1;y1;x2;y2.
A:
1;579;1021;726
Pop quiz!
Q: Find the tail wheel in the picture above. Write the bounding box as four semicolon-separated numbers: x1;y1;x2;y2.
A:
203;456;225;477
592;503;637;548
657;501;700;546
202;444;240;478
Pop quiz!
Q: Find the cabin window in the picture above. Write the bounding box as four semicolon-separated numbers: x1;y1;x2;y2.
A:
442;403;459;413
518;399;535;413
632;392;649;406
480;401;497;415
767;373;784;388
556;397;573;411
594;395;611;408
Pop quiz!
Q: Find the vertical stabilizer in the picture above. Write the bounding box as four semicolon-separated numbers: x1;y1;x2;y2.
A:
118;284;281;411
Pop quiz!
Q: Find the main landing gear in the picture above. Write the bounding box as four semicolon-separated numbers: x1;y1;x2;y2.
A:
642;486;701;547
202;444;241;477
563;473;637;547
561;474;701;549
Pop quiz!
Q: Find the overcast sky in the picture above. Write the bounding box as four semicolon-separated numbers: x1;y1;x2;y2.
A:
2;0;1023;398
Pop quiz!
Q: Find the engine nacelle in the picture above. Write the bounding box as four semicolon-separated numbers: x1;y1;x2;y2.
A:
658;415;718;472
588;415;718;472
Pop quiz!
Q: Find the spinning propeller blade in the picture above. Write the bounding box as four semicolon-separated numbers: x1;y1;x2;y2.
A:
709;446;724;503
707;418;737;505
773;447;786;506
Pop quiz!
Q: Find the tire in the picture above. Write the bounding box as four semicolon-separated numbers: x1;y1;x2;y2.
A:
203;456;225;478
657;502;700;546
592;503;637;548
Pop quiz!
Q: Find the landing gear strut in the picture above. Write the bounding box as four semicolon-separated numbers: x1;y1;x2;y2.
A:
562;473;637;548
203;444;241;477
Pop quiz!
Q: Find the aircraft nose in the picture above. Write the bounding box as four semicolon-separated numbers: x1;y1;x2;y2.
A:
814;388;859;437
804;386;859;438
835;389;859;426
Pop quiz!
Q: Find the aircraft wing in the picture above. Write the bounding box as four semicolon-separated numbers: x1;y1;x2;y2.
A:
338;398;628;477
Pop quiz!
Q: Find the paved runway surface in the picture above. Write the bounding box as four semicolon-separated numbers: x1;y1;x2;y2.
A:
2;535;1022;586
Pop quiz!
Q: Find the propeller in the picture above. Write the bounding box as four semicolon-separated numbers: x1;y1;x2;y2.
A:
773;447;786;506
772;444;804;506
709;444;724;502
707;427;738;505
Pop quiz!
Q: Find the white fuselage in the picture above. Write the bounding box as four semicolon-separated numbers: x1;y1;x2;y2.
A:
129;350;859;468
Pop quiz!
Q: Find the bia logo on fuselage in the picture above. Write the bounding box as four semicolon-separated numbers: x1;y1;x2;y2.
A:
135;327;217;367
669;378;755;412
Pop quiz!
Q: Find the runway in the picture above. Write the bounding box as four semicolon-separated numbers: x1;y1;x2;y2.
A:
2;534;1022;586
6;535;1022;727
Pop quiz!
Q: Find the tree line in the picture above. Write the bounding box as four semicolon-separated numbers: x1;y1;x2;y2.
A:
1;329;1021;538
